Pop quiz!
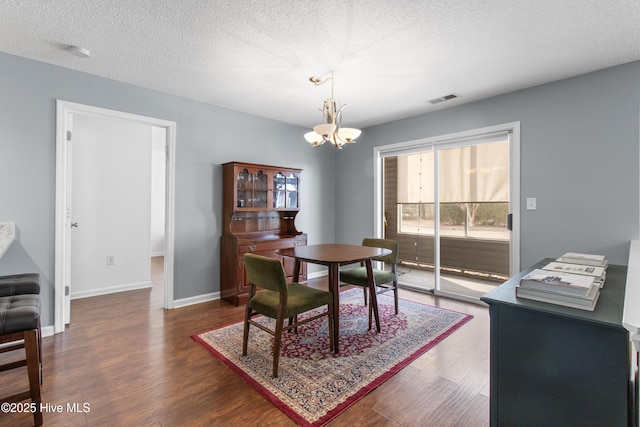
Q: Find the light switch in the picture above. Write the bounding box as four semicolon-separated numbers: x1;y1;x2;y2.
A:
526;197;537;210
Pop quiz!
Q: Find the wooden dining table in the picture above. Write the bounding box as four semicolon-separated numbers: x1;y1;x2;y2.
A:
277;243;392;353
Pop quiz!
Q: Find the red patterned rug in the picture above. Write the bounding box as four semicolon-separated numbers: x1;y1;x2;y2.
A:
192;289;472;426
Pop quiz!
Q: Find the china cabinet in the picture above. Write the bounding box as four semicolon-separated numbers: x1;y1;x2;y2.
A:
220;162;307;306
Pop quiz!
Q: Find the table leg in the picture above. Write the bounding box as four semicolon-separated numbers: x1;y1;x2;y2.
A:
328;262;340;353
366;259;381;332
288;259;302;332
292;259;301;282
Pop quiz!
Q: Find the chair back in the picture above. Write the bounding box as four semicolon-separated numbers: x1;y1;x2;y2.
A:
362;238;399;264
243;253;288;293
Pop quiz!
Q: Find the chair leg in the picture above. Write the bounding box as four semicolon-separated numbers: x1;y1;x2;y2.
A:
24;329;42;426
393;280;399;315
242;305;252;356
363;286;368;306
272;316;285;378
37;318;43;385
287;316;299;334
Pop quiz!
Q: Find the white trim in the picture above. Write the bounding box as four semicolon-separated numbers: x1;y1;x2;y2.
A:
307;270;328;279
54;104;68;333
54;100;177;333
172;292;220;308
374;126;512;158
70;281;153;300
1;324;56;342
373;153;384;239
433;148;441;287
373;122;521;292
508;123;521;276
164;122;177;310
432;289;489;306
41;325;55;338
623;240;640;350
397;283;486;306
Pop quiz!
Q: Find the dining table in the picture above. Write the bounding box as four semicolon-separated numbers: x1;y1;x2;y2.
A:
277;243;392;353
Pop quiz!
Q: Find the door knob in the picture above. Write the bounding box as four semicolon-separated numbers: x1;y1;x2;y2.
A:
71;222;78;228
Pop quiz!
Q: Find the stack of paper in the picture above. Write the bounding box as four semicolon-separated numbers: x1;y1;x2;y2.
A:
516;252;608;311
541;261;606;287
556;252;608;268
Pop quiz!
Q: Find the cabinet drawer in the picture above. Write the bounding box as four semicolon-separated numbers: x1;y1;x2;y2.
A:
239;238;306;253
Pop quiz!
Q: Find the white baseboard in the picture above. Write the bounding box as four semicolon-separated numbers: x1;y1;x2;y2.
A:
50;273;327;333
172;291;220;308
151;252;165;257
308;270;328;279
42;325;55;337
7;325;57;339
70;281;153;300
43;289;219;335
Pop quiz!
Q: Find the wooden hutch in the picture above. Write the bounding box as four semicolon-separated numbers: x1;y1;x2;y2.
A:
220;162;307;306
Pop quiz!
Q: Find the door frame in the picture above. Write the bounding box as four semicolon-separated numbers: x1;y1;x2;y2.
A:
54;100;177;333
373;122;520;301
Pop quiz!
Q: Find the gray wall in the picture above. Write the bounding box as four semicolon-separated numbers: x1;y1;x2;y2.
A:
3;50;639;328
336;61;640;270
0;52;337;327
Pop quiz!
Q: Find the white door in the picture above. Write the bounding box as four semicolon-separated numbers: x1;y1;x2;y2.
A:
69;114;153;309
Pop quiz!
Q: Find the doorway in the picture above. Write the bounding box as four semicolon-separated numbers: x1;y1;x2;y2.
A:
374;123;520;302
54;101;177;333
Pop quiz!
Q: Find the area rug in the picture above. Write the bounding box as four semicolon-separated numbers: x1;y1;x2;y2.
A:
192;289;472;426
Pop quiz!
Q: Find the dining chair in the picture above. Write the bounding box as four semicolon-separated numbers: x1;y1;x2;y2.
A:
242;253;334;377
339;238;400;319
0;273;43;426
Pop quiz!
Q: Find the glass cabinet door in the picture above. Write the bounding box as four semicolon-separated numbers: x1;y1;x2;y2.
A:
273;171;299;209
285;172;299;208
273;172;287;208
236;168;268;208
236;169;251;208
252;170;268;208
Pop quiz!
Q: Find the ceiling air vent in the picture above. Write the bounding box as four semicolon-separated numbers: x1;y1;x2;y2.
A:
428;93;459;105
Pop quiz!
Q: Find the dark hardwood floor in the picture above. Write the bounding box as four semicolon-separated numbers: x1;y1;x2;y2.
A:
0;257;490;426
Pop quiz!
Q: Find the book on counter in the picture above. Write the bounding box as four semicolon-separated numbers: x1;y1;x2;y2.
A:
556;252;608;268
515;284;600;311
519;269;597;297
515;252;609;311
541;261;606;287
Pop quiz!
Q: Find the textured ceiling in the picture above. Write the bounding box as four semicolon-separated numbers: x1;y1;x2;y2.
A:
2;0;640;129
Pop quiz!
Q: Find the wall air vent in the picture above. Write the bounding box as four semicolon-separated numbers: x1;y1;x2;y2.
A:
428;93;459;104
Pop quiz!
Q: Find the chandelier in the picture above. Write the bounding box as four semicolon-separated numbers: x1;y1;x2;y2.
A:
304;74;361;149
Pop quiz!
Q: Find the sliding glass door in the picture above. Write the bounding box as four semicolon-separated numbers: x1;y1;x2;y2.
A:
436;140;510;299
375;124;519;302
385;150;436;292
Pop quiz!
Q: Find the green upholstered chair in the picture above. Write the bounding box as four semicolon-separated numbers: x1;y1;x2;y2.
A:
242;253;334;377
339;238;400;317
